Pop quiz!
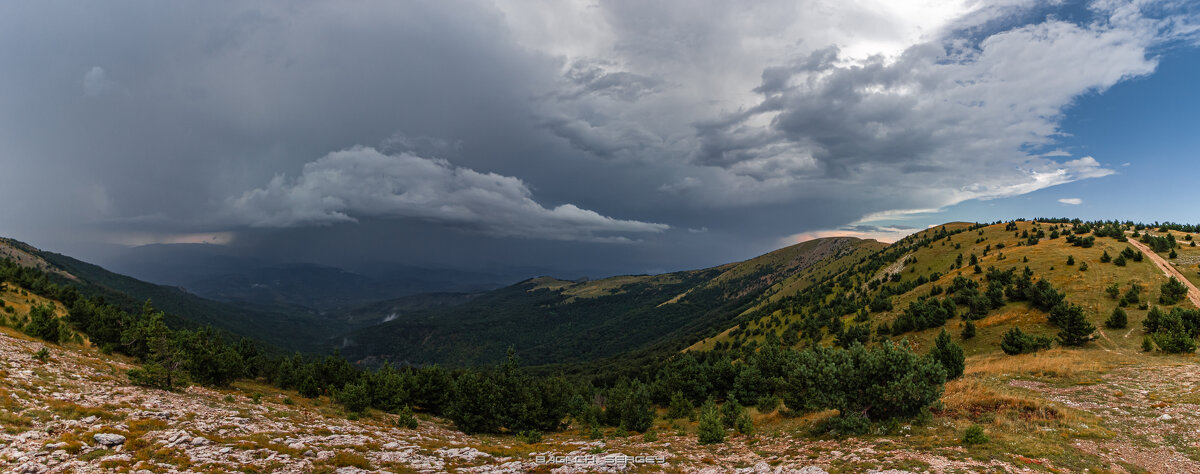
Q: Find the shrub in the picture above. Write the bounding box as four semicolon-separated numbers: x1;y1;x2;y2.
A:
755;395;779;414
820;411;870;436
516;430;543;444
1142;336;1155;352
962;424;988;445
335;382;371;415
395;405;418;429
1000;327;1052;355
961;321;976;339
782;341;946;422
642;430;658;442
33;347;50;361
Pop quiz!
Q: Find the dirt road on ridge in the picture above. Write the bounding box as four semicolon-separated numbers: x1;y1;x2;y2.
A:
1125;235;1200;308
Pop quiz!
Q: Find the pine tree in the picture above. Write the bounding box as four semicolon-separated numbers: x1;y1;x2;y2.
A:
1100;251;1112;263
720;393;743;429
1056;304;1096;346
697;399;725;444
123;311;187;390
1105;283;1120;299
929;329;965;379
667;391;694;420
618;379;654;432
22;304;61;343
1000;327;1028;355
1160;277;1188;305
1066;255;1075;265
1105;307;1128;329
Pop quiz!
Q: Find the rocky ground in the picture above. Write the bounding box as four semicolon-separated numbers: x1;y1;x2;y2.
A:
3;325;1198;473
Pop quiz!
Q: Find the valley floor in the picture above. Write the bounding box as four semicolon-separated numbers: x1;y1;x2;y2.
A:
2;325;1198;473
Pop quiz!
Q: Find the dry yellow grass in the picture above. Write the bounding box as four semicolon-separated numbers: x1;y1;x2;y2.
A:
941;378;1062;422
964;348;1114;378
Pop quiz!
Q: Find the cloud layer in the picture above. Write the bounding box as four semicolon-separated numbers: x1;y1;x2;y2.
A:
0;0;1196;272
226;147;668;242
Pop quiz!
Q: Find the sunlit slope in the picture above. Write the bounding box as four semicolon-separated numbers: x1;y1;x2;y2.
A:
703;220;1198;359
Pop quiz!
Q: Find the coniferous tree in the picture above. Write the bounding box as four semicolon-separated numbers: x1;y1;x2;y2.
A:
1056;304;1096;346
697;399;725;444
446;371;502;434
667;391;695;420
336;381;372;414
1105;307;1128;329
1160;277;1188;305
929;329;965;379
22;304;61;343
719;393;743;429
124;310;187;390
617;379;654;432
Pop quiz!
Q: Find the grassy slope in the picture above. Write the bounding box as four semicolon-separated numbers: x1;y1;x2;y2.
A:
687;220;1200;471
716;220;1197;356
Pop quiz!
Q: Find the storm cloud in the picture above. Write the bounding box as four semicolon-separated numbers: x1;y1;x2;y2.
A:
0;0;1196;274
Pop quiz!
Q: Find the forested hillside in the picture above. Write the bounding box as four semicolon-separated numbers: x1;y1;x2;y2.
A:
339;237;884;366
1;239;337;353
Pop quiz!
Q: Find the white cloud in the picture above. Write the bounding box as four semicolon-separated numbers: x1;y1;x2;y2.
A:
1058;198;1084;205
496;0;1189;228
226;147;669;242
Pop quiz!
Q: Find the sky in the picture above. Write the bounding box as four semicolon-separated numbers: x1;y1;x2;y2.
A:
0;0;1198;277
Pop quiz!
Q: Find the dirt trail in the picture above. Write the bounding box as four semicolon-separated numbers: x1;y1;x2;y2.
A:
1125;236;1200;308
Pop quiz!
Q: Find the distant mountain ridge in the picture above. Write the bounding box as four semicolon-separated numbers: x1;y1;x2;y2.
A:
338;236;884;367
101;244;526;311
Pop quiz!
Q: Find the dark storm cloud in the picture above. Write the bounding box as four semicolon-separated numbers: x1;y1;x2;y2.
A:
0;0;1195;275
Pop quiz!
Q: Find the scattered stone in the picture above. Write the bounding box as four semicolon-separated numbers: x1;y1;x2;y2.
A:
93;433;126;447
